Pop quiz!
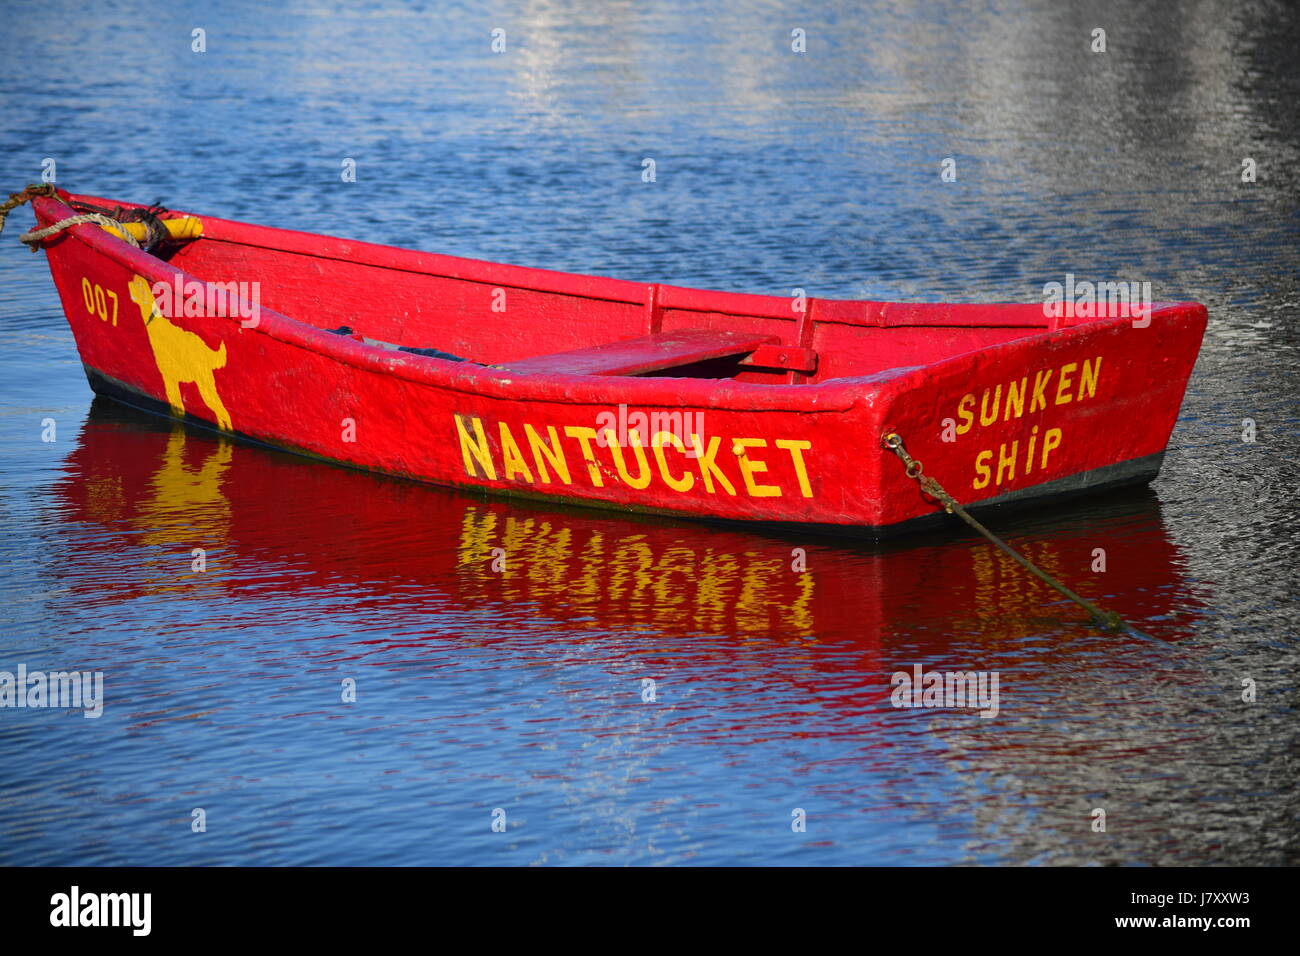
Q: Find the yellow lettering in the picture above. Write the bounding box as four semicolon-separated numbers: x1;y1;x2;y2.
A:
1055;363;1077;405
524;423;571;484
651;431;694;493
563;426;604;486
606;428;652;489
1040;428;1062;470
690;434;736;496
1004;377;1027;421
455;414;496;480
499;422;534;482
979;385;1002;427
733;438;781;497
996;440;1018;486
1030;369;1052;412
973;450;992;489
1078;356;1102;401
956;394;975;434
775;439;813;498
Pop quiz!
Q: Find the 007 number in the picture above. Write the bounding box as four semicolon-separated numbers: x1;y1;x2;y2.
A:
81;277;119;327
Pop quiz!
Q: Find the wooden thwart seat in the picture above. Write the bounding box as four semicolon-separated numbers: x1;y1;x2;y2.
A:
500;329;778;377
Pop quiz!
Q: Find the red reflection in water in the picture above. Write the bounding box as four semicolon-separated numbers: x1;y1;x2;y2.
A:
53;401;1201;693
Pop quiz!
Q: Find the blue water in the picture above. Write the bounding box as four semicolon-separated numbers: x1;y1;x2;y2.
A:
1;0;1297;865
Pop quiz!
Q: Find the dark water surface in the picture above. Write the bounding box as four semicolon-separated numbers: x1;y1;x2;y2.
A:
1;0;1297;865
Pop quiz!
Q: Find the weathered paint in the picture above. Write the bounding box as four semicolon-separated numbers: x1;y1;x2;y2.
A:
31;189;1207;536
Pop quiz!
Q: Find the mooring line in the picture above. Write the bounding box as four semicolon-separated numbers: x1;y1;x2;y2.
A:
1;183;144;251
0;183;59;238
882;431;1127;633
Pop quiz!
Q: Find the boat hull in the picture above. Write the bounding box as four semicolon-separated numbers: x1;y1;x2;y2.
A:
33;191;1207;536
79;363;1164;538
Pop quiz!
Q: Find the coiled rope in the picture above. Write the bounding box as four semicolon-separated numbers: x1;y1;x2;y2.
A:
1;183;145;251
19;212;143;250
882;431;1126;632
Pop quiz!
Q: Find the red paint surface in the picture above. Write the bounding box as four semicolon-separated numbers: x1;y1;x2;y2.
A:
502;329;778;376
55;406;1201;649
33;190;1207;534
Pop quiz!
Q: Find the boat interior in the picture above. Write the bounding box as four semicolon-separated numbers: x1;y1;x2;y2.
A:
83;196;1059;386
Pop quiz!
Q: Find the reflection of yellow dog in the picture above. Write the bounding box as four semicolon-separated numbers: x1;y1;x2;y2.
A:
128;275;232;430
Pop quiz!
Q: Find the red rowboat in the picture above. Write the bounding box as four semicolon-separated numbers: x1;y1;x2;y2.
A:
22;188;1206;536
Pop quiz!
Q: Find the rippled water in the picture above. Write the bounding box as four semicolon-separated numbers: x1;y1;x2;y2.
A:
1;0;1296;865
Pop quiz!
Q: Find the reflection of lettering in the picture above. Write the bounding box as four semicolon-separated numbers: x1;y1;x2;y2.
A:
952;356;1102;490
455;415;815;499
455;507;816;637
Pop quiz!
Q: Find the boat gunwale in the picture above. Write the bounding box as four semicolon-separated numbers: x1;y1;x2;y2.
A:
34;191;1205;417
61;192;1066;328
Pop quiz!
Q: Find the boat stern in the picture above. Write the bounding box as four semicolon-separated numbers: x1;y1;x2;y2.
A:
866;302;1207;531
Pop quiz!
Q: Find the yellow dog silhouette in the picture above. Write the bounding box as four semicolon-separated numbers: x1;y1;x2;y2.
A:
128;275;232;430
